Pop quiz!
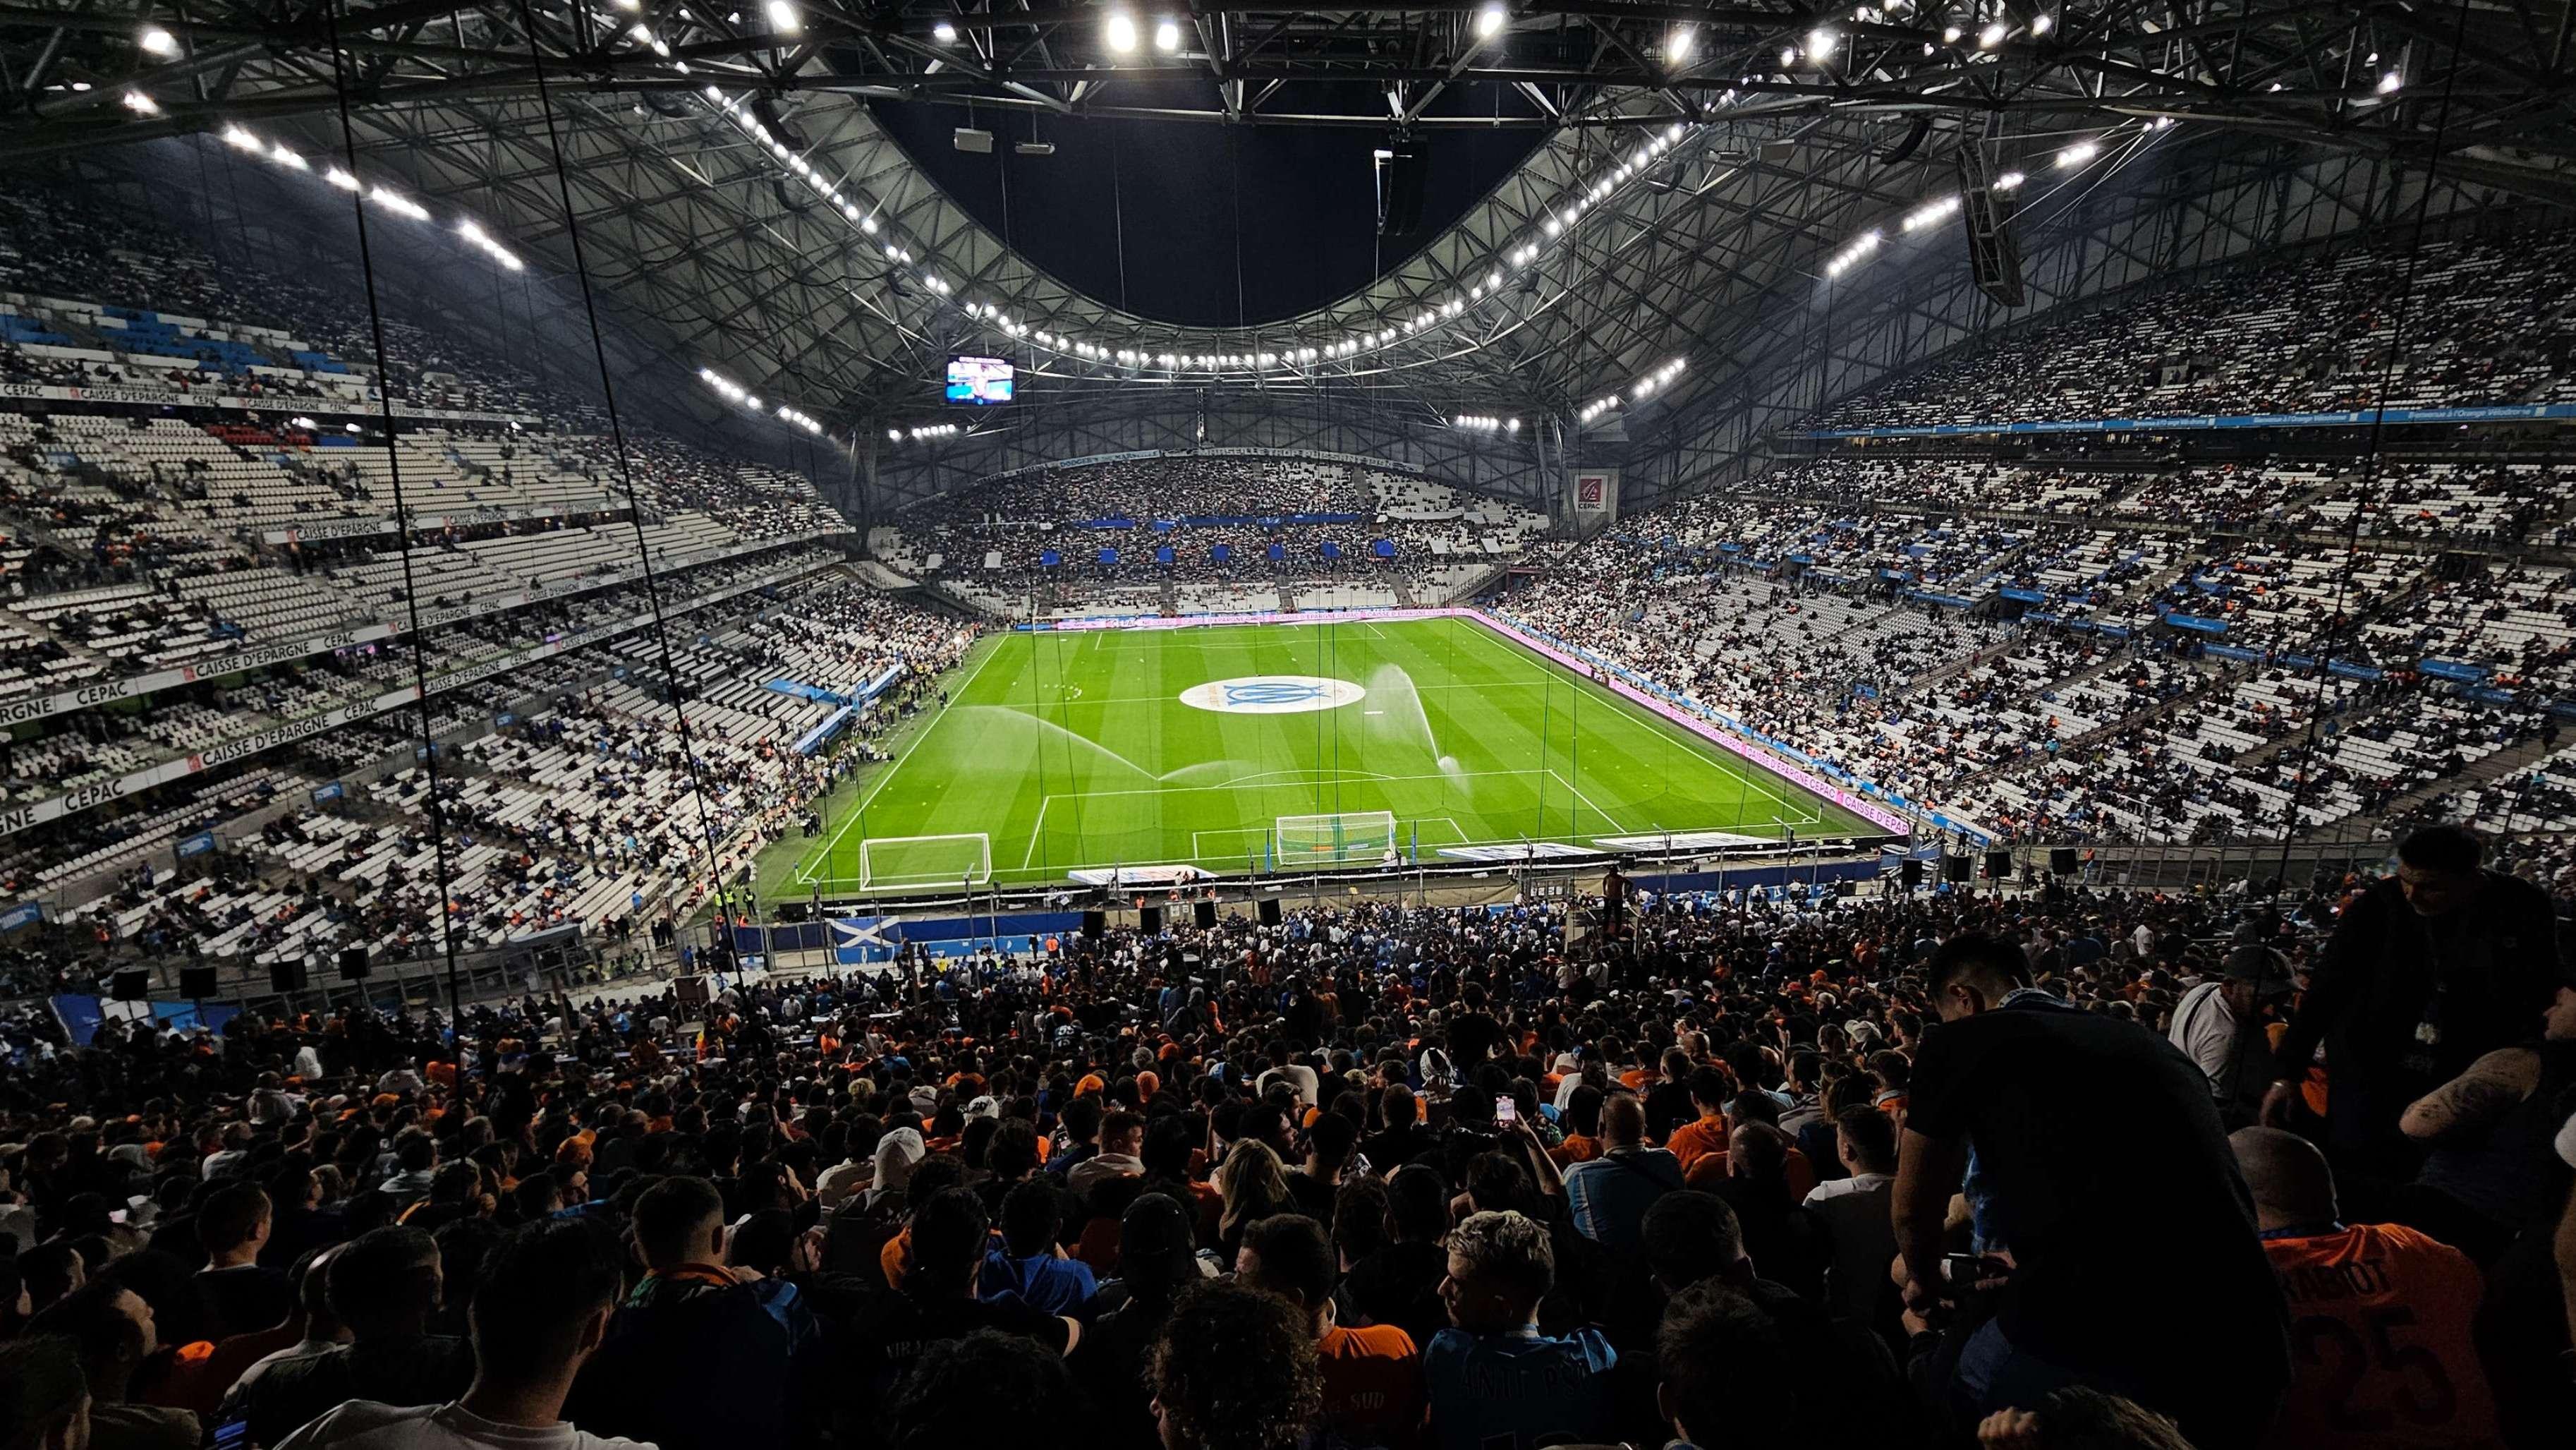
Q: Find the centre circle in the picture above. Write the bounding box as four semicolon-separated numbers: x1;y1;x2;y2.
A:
1179;675;1368;714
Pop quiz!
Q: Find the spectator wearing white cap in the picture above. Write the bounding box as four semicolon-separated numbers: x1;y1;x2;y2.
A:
866;1128;928;1212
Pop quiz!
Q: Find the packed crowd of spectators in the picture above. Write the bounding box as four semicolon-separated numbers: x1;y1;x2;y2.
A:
1488;415;2576;847
880;459;1544;600
1;826;2570;1450
1719;452;2575;548
1809;226;2576;430
932;457;1373;522
1496;531;2572;847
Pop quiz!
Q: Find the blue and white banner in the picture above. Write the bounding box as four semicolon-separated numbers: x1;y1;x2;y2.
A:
766;679;854;706
856;663;907;703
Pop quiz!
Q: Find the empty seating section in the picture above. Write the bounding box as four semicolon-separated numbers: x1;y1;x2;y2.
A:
0;195;882;926
42;576;968;974
0;413;832;677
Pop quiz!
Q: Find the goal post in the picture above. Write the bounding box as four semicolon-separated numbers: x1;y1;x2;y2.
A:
1272;811;1400;869
857;833;994;889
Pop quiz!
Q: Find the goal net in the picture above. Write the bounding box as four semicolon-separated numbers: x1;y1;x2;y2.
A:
1272;811;1400;867
857;833;994;889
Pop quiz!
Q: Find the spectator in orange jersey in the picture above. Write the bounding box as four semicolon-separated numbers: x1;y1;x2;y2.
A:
2230;1126;2498;1450
1662;1068;1733;1177
1237;1213;1424;1450
1549;1085;1605;1168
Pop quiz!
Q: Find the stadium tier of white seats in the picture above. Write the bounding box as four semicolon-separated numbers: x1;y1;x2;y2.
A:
1478;224;2576;850
1810;227;2576;431
0;180;911;926
47;575;970;972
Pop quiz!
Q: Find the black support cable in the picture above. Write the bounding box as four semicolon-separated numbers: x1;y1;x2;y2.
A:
511;0;751;957
2272;1;2476;888
322;0;466;1018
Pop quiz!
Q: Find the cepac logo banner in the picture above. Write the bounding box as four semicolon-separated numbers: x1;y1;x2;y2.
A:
1571;469;1620;519
1179;676;1367;714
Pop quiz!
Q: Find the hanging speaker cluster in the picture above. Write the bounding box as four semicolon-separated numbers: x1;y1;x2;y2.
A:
1375;138;1429;237
1956;143;2026;307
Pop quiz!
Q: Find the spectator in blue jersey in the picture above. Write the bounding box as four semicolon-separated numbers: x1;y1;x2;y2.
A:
1559;1095;1681;1255
1425;1210;1616;1450
980;1180;1095;1316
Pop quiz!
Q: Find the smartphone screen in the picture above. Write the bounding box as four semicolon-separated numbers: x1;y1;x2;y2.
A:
1493;1095;1517;1125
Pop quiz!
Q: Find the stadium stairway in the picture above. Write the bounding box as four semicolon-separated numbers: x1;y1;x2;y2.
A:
1900;633;2022;696
918;578;1006;620
2034;646;2156;701
1962;660;2252;790
2299;729;2566;841
2276;466;2362;517
1436;562;1509;604
2225;694;2410;775
1808;597;1909;651
0;598;115;677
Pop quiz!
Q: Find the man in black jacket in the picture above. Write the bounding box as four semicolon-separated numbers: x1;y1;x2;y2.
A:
566;1176;791;1450
2261;825;2561;1181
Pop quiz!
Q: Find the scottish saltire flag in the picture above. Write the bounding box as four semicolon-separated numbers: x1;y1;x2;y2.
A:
830;916;904;963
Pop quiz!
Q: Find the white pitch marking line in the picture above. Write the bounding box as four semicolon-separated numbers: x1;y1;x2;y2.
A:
1021;795;1054;871
1548;767;1629;836
805;634;1007;883
1457;620;1843;835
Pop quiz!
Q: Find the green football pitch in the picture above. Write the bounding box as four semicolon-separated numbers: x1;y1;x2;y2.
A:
789;615;1874;890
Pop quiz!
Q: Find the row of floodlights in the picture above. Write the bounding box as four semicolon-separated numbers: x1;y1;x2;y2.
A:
1581;356;1687;423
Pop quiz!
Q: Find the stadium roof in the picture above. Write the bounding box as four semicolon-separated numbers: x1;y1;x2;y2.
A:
4;1;2571;447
